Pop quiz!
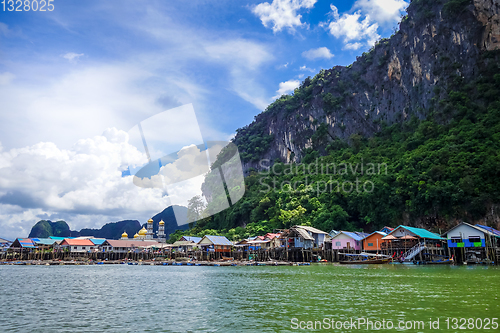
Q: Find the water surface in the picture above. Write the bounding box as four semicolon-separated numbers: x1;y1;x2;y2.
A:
0;264;498;332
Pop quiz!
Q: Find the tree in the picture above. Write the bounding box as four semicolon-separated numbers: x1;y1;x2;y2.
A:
186;195;206;223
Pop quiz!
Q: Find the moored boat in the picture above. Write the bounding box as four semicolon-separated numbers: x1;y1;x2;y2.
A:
339;253;393;264
339;257;392;264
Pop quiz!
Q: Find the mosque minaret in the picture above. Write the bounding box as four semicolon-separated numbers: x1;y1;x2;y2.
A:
146;218;154;240
119;218;162;241
158;220;166;243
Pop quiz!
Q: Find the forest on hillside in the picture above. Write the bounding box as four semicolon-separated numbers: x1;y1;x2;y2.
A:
169;47;500;243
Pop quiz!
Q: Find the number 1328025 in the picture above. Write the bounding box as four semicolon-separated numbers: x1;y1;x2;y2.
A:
2;0;54;11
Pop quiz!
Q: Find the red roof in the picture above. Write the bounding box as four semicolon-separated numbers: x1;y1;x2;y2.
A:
265;233;280;240
60;239;94;246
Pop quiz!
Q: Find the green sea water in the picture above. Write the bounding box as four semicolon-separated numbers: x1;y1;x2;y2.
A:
0;264;498;332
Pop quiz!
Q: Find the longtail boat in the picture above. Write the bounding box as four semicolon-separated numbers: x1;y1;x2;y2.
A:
339;253;393;264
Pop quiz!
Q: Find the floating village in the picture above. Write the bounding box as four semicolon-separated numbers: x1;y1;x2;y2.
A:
1;218;500;266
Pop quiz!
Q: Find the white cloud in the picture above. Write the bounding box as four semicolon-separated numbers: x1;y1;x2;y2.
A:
344;42;363;50
273;79;300;99
0;129;174;239
302;47;334;60
0;22;9;36
1;10;269;150
299;65;315;72
205;39;271;71
204;39;274;110
355;0;409;25
252;0;317;33
0;63;168;149
323;5;380;48
0;22;25;38
62;52;84;62
0;72;15;85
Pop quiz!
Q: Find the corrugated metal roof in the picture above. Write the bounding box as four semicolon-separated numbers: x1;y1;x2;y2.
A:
295;225;328;234
475;224;500;237
340;231;369;241
265;233;280;239
201;235;232;246
180;236;202;243
294;228;315;240
89;238;106;245
173;241;199;246
394;225;444;240
31;238;58;245
0;237;13;243
380;226;394;233
13;238;36;248
49;236;75;240
60;239;95;246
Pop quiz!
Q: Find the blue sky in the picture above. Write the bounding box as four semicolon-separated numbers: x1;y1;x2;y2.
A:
0;0;409;238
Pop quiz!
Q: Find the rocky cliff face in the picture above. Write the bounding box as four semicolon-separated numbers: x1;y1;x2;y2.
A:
234;0;499;172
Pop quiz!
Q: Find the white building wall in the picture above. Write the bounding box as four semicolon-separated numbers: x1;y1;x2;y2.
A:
447;225;485;240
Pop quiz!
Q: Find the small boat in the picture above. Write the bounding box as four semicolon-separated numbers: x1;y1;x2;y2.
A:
340;257;392;264
424;258;454;265
221;256;234;261
339;253;393;264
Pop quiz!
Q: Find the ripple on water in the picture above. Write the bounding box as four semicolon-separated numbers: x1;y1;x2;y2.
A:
0;264;499;332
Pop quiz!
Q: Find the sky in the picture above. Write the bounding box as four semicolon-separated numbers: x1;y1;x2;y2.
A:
0;0;409;239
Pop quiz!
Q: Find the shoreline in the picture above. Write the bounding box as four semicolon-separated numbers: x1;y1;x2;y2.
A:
0;259;312;266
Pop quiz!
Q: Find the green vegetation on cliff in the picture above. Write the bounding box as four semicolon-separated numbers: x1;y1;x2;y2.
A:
28;220;73;238
171;49;500;242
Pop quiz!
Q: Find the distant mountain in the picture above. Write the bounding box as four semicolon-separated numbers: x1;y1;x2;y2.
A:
28;220;75;238
78;220;141;240
28;205;190;239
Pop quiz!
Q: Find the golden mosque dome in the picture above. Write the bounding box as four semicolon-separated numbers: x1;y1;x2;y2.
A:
138;227;147;236
133;233;139;238
148;218;154;224
121;231;128;238
159;220;164;225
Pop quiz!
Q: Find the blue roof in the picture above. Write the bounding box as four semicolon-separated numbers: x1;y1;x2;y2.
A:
14;238;36;248
394;226;444;240
90;238;106;245
181;236;202;243
341;231;370;241
49;236;75;240
202;235;232;246
475;225;500;237
31;238;58;245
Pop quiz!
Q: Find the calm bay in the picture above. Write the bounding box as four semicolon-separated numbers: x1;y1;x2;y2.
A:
0;264;499;332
